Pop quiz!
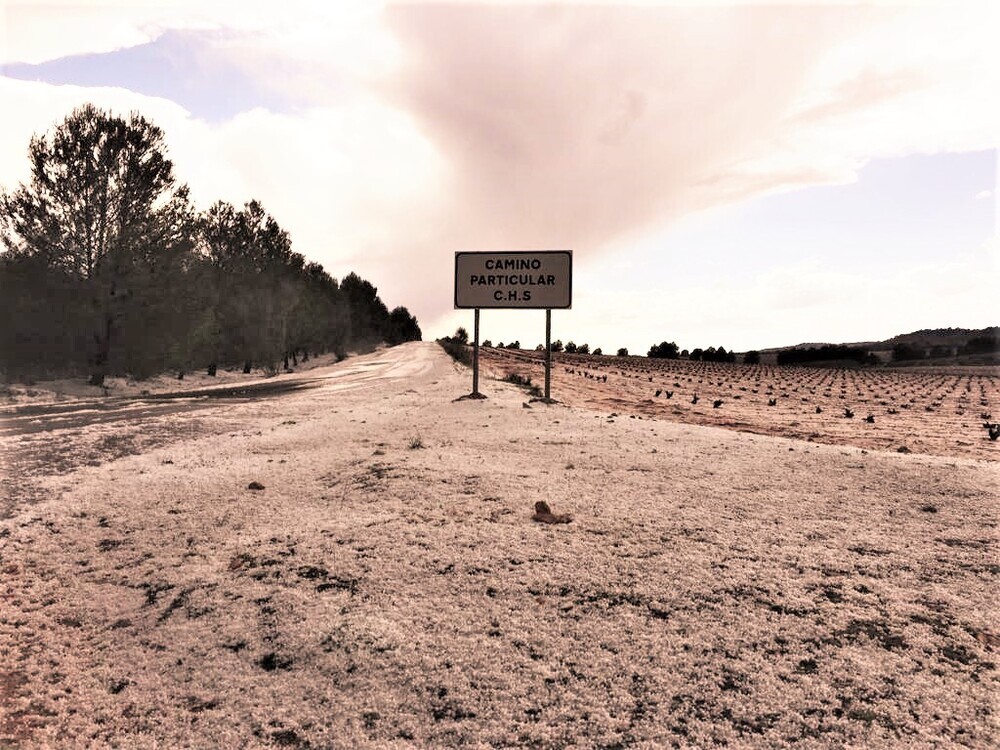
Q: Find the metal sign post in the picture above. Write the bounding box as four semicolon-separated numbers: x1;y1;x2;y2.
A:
472;308;481;396
545;309;552;400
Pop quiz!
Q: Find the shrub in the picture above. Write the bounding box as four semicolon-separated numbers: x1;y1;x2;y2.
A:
647;341;679;359
893;343;925;361
703;346;737;363
777;345;871;366
437;336;471;366
962;335;998;355
501;372;543;397
616;347;628;357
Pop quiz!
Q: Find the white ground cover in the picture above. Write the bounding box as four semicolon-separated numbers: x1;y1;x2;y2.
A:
478;348;1000;461
0;351;346;407
1;342;997;748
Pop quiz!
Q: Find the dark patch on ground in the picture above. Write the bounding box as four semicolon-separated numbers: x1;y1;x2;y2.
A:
0;374;327;518
1;376;321;428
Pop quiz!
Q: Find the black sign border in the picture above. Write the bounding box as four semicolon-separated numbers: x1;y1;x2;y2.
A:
454;250;573;310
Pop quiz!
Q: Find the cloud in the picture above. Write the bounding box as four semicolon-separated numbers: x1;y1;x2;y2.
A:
2;29;308;123
380;3;999;333
1;2;996;346
480;251;994;354
384;5;856;250
0;77;446;290
0;1;360;64
0;77;197;185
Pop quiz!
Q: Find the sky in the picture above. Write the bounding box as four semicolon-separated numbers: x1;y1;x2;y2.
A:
0;0;996;354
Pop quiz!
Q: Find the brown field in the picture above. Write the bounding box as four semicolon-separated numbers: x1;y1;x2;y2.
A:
1;342;997;748
479;347;1000;460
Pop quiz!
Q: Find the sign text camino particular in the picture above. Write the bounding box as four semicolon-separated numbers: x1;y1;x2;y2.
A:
454;251;572;309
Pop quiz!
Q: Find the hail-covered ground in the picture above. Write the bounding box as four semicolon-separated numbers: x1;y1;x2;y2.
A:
1;342;997;748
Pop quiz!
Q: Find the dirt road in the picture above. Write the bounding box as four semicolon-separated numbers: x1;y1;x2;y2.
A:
0;345;448;517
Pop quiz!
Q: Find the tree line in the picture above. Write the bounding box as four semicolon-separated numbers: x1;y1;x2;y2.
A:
463;335;748;363
776;345;874;366
893;335;998;362
0;105;420;385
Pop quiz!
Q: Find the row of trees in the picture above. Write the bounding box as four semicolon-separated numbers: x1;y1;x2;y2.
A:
476;336;743;362
686;346;738;363
0;105;420;384
893;343;953;361
468;334;751;363
552;340;596;355
893;336;998;361
460;330;997;367
483;338;602;355
777;345;874;366
646;341;739;362
647;341;679;359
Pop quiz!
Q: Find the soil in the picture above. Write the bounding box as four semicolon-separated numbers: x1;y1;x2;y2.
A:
479;347;1000;460
0;342;996;748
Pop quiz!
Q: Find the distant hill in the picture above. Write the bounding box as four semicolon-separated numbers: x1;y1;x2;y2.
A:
884;327;998;348
758;327;998;366
761;327;996;353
